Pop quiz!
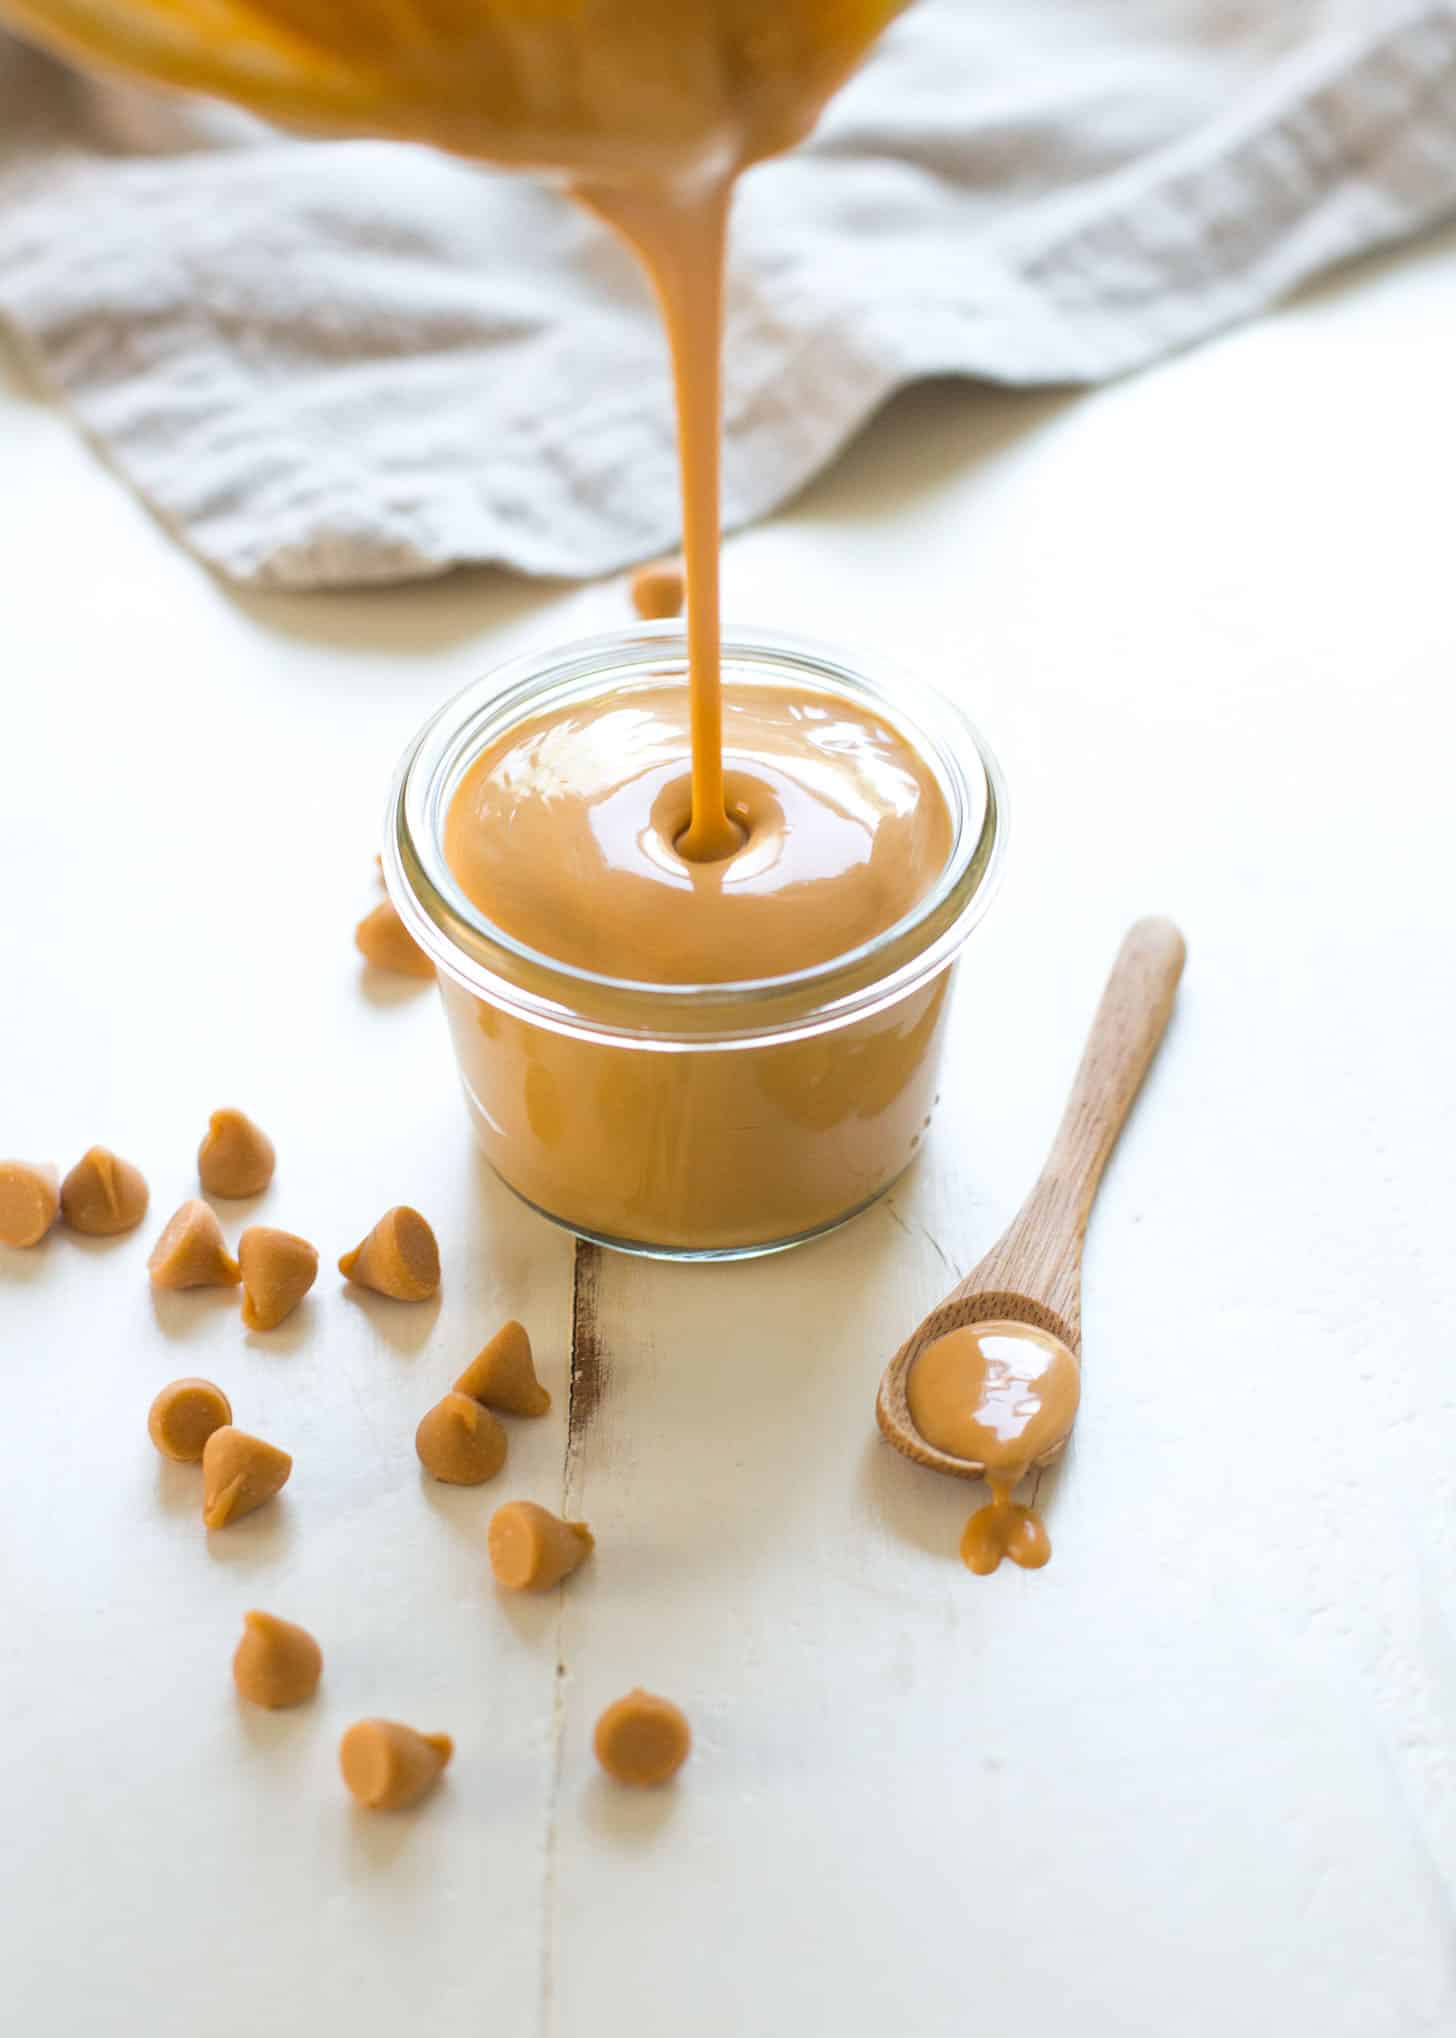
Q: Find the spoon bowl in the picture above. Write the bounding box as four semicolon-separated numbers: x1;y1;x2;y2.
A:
877;1292;1078;1481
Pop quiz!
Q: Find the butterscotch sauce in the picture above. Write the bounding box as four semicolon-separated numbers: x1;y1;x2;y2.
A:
582;180;740;862
438;954;951;1250
571;9;910;858
3;5;908;191
907;1321;1080;1575
444;681;951;985
441;676;953;1247
549;13;906;866
577;28;887;862
417;9;946;1217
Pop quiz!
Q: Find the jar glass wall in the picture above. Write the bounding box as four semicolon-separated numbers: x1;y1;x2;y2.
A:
386;625;1006;1259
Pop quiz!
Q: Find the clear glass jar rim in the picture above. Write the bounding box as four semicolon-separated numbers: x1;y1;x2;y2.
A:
387;622;1007;1044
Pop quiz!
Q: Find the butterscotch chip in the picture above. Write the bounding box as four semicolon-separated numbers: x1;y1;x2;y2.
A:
630;556;685;621
339;1205;439;1300
488;1501;593;1591
148;1200;241;1289
198;1108;276;1198
202;1425;292;1528
239;1226;318;1330
59;1146;149;1236
593;1690;691;1787
355;897;434;978
339;1719;453;1811
147;1376;232;1463
0;1161;59;1247
232;1610;322;1708
415;1393;506;1485
454;1319;550;1416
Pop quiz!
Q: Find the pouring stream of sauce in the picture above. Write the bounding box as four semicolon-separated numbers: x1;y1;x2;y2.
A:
579;176;742;862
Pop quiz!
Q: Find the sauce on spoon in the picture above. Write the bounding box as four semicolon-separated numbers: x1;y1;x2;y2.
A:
907;1320;1081;1574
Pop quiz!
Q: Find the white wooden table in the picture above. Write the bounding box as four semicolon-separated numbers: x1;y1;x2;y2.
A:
3;222;1454;2038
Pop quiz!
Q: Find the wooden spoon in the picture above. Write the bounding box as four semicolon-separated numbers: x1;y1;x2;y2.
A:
876;916;1186;1478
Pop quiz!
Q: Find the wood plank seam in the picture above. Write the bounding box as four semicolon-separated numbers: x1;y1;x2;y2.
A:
539;1240;606;2036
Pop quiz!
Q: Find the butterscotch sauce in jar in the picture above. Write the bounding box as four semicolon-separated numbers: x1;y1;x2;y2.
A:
387;625;1004;1258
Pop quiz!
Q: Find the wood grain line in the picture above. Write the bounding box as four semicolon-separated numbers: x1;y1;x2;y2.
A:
564;1240;606;1497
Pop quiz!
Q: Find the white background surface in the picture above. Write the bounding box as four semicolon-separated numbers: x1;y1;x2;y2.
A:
3;223;1455;2037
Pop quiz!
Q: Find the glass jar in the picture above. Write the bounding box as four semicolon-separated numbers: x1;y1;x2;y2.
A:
384;625;1006;1259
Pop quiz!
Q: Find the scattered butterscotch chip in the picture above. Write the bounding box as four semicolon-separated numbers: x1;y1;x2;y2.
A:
488;1501;593;1591
630;556;685;621
593;1689;691;1787
454;1319;550;1416
339;1205;439;1301
202;1425;292;1529
0;1160;59;1247
355;897;434;979
198;1108;276;1199
59;1146;149;1236
148;1200;241;1289
339;1719;453;1811
415;1392;507;1485
239;1226;318;1331
232;1610;322;1708
147;1377;233;1463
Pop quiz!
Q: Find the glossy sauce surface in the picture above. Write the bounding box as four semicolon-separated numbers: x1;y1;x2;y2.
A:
444;680;952;986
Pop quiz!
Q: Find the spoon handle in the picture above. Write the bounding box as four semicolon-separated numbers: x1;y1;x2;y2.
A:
957;916;1186;1331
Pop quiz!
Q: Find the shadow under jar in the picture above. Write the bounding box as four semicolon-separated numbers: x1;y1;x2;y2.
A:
386;625;1006;1260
